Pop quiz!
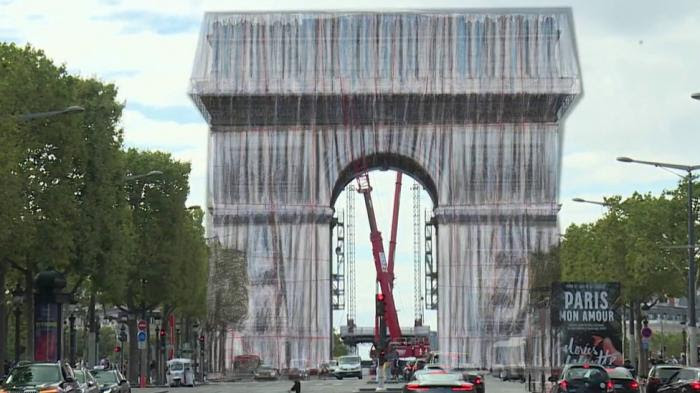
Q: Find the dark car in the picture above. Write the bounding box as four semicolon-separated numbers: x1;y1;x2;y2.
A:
74;368;100;393
647;365;683;393
90;369;130;393
551;364;613;393
657;367;700;393
1;361;80;393
450;367;485;393
403;372;474;392
606;367;639;393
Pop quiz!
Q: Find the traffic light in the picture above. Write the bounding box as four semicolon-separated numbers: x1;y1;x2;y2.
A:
159;328;166;337
114;346;121;353
376;293;385;316
199;335;205;343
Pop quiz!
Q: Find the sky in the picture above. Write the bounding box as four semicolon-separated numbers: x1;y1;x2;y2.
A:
3;0;700;352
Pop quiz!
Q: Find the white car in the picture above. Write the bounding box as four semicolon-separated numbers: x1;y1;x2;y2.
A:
334;355;362;379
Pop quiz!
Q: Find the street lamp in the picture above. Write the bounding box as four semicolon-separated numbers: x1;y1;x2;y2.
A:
124;170;163;181
11;283;24;363
617;155;700;365
572;197;611;207
18;105;85;121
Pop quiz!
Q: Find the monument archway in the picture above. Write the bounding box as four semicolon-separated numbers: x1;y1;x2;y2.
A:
191;9;582;369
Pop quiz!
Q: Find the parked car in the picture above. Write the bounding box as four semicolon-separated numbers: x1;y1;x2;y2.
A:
657;367;700;393
334;355;362;380
451;366;485;393
74;368;100;393
253;365;279;381
550;364;613;393
90;369;130;393
1;361;80;393
647;365;683;393
403;372;474;393
606;367;639;393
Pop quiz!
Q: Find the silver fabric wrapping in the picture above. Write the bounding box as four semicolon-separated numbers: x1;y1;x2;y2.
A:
191;9;582;369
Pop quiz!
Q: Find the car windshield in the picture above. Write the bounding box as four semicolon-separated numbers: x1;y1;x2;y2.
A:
170;363;184;371
5;365;61;385
339;357;360;365
566;367;606;380
73;370;87;384
416;373;463;384
91;371;117;384
657;368;683;382
607;368;633;379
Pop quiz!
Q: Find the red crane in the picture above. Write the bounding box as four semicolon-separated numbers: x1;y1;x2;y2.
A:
357;171;430;360
355;173;402;342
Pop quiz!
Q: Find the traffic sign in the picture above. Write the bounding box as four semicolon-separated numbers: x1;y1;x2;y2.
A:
642;326;652;338
137;331;147;350
137;320;147;331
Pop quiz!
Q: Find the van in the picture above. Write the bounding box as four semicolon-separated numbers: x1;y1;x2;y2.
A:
334;355;362;379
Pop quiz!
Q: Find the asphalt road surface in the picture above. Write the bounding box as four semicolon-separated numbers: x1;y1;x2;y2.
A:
134;374;528;393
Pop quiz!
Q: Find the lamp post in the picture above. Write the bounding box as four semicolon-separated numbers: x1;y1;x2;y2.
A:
193;321;200;381
124;170;163;181
617;156;700;366
18;105;85;121
11;284;24;363
571;197;610;207
68;313;76;365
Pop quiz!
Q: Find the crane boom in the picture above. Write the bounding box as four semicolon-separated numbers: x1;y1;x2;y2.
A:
387;172;402;286
355;173;403;342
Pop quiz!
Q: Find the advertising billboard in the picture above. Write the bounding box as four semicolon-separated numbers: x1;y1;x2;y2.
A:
552;282;622;366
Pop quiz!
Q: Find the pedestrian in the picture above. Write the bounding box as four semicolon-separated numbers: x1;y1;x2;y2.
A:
623;359;636;378
149;360;157;385
289;378;301;393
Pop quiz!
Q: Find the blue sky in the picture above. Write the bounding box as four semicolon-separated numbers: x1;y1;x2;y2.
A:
3;0;700;351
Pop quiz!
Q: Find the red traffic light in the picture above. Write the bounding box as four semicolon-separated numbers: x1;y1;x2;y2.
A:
159;328;166;337
376;293;384;301
114;346;121;353
199;335;205;342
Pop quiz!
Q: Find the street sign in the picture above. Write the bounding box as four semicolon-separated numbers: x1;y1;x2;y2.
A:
137;320;147;331
642;326;652;338
137;331;146;350
642;337;650;351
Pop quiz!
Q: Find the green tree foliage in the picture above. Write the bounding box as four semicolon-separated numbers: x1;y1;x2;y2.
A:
0;43;209;369
332;330;349;358
119;148;193;312
561;192;687;304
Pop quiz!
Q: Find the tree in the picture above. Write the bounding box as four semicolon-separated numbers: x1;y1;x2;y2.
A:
117;148;196;382
332;330;349;358
560;189;690;372
0;42;90;360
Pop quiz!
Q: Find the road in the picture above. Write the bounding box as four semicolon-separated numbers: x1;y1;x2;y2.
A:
134;374;529;393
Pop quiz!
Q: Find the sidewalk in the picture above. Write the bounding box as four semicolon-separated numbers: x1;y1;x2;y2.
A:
133;388;169;393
